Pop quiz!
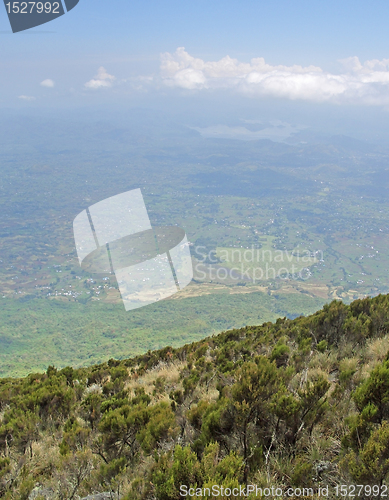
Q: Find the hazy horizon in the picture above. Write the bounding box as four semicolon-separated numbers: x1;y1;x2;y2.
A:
2;1;389;145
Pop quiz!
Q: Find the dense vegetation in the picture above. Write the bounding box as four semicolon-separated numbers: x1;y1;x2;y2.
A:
0;291;325;379
2;294;389;498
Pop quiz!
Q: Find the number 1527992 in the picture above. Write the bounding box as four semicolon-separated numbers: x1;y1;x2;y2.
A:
5;2;61;14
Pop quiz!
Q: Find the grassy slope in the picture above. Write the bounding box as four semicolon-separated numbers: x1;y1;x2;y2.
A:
2;294;389;498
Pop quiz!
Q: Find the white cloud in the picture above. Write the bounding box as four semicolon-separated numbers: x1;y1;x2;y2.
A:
85;67;116;89
40;79;55;88
159;48;389;105
18;95;36;101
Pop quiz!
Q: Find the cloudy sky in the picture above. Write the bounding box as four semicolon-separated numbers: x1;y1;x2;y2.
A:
3;0;389;143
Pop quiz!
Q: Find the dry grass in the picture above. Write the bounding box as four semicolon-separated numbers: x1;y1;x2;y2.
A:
338;357;359;377
357;335;389;380
307;366;330;383
365;334;389;364
125;361;185;399
193;387;219;404
309;351;337;373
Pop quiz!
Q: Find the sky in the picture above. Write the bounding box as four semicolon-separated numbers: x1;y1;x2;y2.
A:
3;0;389;143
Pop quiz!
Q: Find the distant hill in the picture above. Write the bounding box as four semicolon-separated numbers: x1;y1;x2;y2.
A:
2;294;389;498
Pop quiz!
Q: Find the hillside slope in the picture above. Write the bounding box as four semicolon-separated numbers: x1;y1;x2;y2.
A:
2;295;389;498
